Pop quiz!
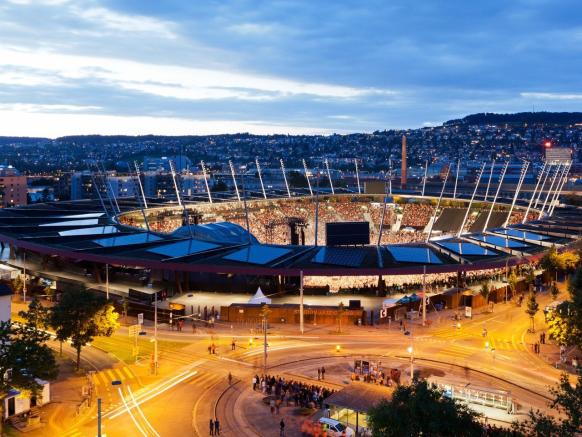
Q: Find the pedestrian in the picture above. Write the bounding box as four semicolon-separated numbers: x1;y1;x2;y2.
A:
212;343;216;354
192;319;196;333
317;368;321;380
252;375;257;391
228;372;232;385
208;345;212;355
209;418;214;436
214;418;220;435
280;418;285;436
231;339;236;350
321;366;325;380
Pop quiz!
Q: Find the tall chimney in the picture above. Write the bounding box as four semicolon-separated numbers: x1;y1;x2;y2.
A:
401;135;407;188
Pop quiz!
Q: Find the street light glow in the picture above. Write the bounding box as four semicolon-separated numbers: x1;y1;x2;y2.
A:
407;345;413;354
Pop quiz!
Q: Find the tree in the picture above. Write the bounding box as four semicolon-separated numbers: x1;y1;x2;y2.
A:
525;291;539;332
367;380;483;436
480;282;490;311
541;246;560;283
546;302;580;347
51;287;119;370
557;252;580;274
18;298;50;330
508;269;519;299
549;282;560;301
0;320;58;431
513;374;582;436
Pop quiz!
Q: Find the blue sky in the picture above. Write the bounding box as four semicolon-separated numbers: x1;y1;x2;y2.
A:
1;0;581;137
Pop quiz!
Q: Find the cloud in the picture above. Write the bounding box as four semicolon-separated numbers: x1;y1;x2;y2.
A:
521;92;582;100
73;7;177;39
0;110;338;138
229;23;274;35
0;47;396;101
0;103;101;112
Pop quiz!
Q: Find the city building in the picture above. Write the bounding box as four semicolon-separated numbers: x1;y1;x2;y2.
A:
0;166;27;207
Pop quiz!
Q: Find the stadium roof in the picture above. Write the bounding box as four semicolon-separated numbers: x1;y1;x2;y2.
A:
0;197;577;276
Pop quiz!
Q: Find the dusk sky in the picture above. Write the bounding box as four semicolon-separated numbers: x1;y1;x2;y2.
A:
1;0;581;137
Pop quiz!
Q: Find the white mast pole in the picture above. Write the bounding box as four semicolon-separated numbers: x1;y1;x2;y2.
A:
482;161;509;232
522;161;546;223
483;159;496;202
457;163;486;237
303;159;313;197
256;158;267;199
229;160;241;202
200;160;213;203
324;158;334;195
504;161;529;228
355;158;362;194
280;158;291;198
421;159;428;197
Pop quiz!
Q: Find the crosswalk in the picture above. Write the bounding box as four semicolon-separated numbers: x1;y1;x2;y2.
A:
92;366;136;388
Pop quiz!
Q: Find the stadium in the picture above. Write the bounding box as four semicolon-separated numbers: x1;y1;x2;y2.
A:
0;157;579;304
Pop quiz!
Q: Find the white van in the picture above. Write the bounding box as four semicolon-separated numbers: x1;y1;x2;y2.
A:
318;418;355;436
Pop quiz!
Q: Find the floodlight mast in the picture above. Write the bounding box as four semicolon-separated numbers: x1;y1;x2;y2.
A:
355;158;362;194
453;159;460;199
421;160;428;197
377;166;391;246
314;169;320;246
522;161;547;223
426;165;450;243
457;162;486;237
539;162;563;218
302;159;313;197
129;161;150;232
503;160;529;228
98;161;120;214
280;158;291;198
324;158;334;194
549;161;571;216
534;162;552;209
87;165;110;219
546;162;567;216
483;159;496;202
133;161;148;209
255;158;267;199
482;160;509;232
229;160;241;202
200;160;213;204
170;160;194;238
93;162;116;216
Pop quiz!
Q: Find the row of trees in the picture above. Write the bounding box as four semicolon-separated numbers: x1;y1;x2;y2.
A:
367;376;582;436
21;286;119;370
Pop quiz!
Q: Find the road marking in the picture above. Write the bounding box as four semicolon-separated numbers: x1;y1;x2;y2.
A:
122;366;134;379
128;386;160;437
117;387;147;436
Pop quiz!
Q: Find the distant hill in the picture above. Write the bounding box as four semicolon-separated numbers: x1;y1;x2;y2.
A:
444;112;582;126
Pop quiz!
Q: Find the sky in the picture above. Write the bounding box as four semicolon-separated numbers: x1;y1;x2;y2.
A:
1;0;581;137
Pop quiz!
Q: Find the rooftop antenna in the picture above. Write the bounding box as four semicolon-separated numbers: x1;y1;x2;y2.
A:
324;158;334;194
255;158;267;199
483;159;496;202
421;159;428;197
128;162;150;232
280;158;291;198
302;159;313;197
522;161;546;223
482;160;509;232
453;159;460;199
503;160;529;228
426;165;451;242
457;162;486;237
228;160;241;202
200;160;213;204
355;158;362;194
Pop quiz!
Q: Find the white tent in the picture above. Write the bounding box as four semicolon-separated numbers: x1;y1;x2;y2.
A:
248;287;272;304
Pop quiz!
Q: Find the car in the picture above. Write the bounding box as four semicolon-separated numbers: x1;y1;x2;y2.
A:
318;418;355;436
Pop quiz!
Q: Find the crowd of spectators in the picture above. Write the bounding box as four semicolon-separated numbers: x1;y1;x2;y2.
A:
119;197;526;249
253;374;335;411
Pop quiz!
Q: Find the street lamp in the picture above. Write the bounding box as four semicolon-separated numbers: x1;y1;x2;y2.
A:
407;345;414;381
336;344;341;353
